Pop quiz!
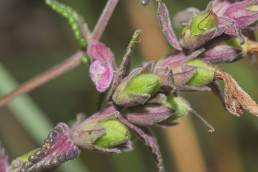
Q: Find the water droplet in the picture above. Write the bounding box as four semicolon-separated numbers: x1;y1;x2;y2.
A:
141;0;150;6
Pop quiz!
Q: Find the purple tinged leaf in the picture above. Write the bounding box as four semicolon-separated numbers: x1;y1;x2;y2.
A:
87;40;115;92
223;0;258;29
173;65;197;86
0;145;8;172
181;25;225;50
203;44;241;63
22;123;80;172
173;7;200;28
126;104;175;126
116;114;164;172
158;1;182;51
154;51;204;86
212;0;231;16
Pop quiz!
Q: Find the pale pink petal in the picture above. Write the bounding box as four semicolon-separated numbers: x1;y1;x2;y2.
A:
87;40;114;61
90;60;113;92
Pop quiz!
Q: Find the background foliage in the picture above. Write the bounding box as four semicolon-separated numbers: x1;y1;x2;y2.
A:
0;0;258;172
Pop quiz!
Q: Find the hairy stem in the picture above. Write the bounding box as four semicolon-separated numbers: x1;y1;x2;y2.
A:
0;51;85;108
91;0;120;40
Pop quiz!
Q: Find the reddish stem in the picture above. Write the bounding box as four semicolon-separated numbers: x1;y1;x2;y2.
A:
0;51;85;108
91;0;120;40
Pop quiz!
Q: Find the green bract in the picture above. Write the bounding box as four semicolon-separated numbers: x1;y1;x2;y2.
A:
191;11;217;36
186;59;215;86
95;119;130;148
126;73;161;94
46;0;87;47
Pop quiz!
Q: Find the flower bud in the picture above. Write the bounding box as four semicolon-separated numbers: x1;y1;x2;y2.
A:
191;10;218;36
72;113;131;153
87;40;115;92
95;119;131;148
203;44;241;64
112;73;161;107
163;96;191;121
186;59;215;86
181;25;223;50
163;96;215;132
126;103;174;126
225;37;258;58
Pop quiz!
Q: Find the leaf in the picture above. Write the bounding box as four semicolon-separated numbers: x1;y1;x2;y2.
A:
157;0;182;51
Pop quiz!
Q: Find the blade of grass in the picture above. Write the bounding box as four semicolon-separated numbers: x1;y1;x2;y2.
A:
0;63;89;172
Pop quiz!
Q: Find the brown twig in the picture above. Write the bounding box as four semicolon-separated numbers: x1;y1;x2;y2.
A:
0;51;85;108
91;0;120;40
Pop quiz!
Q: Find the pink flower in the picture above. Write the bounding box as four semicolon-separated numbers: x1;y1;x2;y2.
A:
87;40;115;92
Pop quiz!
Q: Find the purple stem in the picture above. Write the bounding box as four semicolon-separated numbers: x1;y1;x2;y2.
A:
91;0;120;40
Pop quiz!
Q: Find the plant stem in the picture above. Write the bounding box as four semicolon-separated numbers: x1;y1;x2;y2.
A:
91;0;120;40
0;51;85;108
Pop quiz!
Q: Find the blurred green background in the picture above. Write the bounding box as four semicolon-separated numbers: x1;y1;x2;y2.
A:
0;0;258;172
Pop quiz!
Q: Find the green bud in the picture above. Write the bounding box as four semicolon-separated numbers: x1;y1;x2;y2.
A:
73;118;130;150
95;119;130;148
226;37;243;49
163;96;191;121
191;11;218;36
126;73;161;94
186;59;215;86
81;55;89;64
46;0;87;48
112;73;161;107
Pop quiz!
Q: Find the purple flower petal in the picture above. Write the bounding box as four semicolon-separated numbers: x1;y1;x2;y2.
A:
87;40;114;61
87;40;115;92
203;44;241;63
0;145;8;172
212;0;231;16
158;1;182;51
22;123;80;172
89;60;113;92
